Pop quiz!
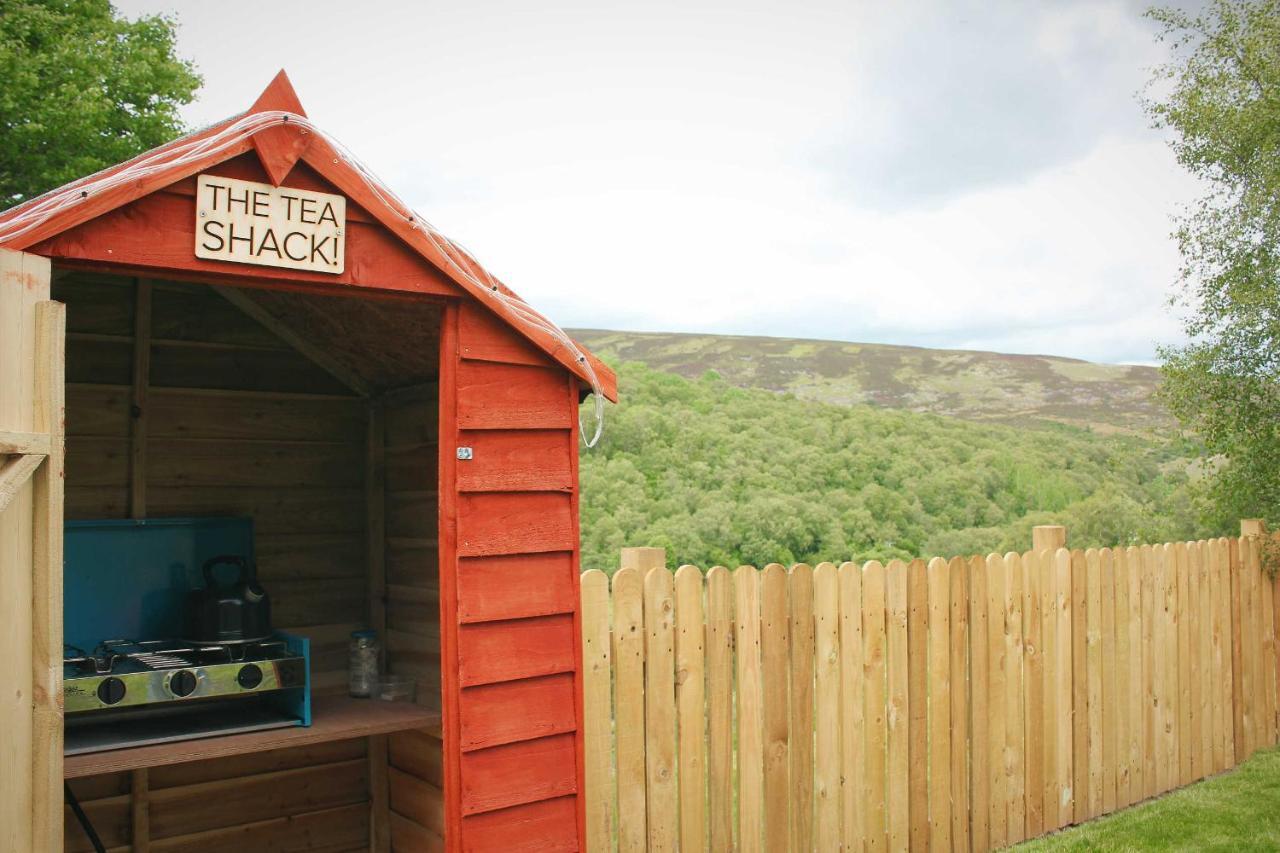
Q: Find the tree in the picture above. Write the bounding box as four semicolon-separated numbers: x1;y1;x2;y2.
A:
0;0;201;206
1147;0;1280;525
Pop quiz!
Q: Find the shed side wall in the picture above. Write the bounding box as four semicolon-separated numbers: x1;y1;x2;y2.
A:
445;302;585;851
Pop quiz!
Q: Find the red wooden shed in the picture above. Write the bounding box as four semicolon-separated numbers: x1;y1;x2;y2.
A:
0;71;615;852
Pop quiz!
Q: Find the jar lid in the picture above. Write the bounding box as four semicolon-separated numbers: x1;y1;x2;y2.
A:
351;629;377;639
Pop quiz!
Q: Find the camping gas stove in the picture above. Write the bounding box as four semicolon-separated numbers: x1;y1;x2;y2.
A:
64;638;306;713
63;636;310;755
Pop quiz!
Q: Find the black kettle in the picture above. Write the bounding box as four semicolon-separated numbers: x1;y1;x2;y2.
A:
188;555;272;643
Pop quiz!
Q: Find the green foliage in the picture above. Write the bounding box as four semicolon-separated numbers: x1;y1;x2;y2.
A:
0;0;201;206
579;362;1214;571
1146;0;1280;528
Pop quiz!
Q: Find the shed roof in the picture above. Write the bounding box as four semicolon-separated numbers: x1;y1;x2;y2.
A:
0;71;617;402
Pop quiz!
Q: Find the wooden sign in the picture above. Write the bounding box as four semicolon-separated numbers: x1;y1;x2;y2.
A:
195;175;345;274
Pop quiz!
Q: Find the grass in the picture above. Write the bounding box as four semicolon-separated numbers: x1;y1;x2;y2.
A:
1015;746;1280;851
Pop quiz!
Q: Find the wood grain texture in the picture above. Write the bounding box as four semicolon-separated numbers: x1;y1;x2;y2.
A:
706;567;734;853
735;566;764;853
790;564;816;853
458;733;577;816
886;559;909;853
813;563;841;850
612;567;646;853
644;567;677;852
674;565;707;853
580;569;613;853
926;557;952;852
862;561;888;853
761;564;791;853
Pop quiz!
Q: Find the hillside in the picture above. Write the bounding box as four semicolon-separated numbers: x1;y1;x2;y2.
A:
578;362;1208;571
570;329;1166;434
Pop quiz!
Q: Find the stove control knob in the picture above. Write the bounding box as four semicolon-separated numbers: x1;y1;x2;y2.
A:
237;664;263;690
169;669;197;697
97;677;126;705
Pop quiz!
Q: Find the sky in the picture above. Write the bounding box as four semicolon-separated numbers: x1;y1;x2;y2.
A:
116;0;1203;364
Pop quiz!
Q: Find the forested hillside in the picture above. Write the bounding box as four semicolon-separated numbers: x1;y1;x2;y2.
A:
578;361;1210;571
570;329;1165;434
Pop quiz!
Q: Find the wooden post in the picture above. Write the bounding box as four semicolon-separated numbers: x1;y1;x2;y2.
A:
1033;525;1067;553
128;279;151;519
1242;519;1267;538
621;547;667;573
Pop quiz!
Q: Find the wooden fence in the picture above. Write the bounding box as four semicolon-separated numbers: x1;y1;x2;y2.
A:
579;524;1280;852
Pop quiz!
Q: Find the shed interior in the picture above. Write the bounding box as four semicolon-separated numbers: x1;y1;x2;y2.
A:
56;269;446;851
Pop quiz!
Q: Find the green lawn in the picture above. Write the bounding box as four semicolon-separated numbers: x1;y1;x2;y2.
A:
1015;746;1280;851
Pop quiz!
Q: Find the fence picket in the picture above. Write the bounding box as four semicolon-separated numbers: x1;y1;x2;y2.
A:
969;554;990;849
1176;542;1193;788
814;563;842;849
986;553;1008;848
612;567;646;852
790;564;816;853
1054;548;1075;828
908;559;929;852
948;556;970;852
1005;552;1026;844
1100;548;1117;815
926;557;951;852
644;567;677;852
1231;537;1246;763
1023;548;1045;838
1085;548;1102;820
1071;549;1089;825
735;566;764;853
864;560;889;853
1126;546;1144;803
674;565;706;853
886;559;911;853
761;564;791;853
1114;547;1133;810
1152;545;1162;799
839;562;864;852
579;527;1280;853
581;569;614;853
706;567;735;851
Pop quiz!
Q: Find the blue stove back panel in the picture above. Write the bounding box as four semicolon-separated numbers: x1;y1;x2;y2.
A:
64;517;254;652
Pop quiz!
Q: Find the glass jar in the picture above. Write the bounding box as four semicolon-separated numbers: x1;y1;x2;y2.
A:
348;629;379;698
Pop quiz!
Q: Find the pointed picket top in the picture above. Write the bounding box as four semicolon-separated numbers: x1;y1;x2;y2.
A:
249;69;312;185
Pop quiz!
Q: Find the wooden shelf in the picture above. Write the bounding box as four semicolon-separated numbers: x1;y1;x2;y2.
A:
64;695;440;779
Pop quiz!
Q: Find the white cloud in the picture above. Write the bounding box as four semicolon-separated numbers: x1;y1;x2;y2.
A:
114;0;1199;363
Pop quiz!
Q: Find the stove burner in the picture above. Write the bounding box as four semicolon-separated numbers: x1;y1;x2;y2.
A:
63;638;291;675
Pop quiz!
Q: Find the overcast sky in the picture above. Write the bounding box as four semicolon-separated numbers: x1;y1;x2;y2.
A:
117;0;1201;364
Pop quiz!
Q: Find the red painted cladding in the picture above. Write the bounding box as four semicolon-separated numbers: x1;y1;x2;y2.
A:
456;552;577;624
456;429;572;493
31;155;463;300
456;492;574;557
457;615;577;687
443;301;586;850
459;734;578;816
461;796;579;853
456;361;574;430
459;673;577;751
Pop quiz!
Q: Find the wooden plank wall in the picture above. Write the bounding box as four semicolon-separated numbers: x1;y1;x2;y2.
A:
58;273;368;692
382;384;446;851
444;302;585;850
582;537;1280;852
56;272;445;852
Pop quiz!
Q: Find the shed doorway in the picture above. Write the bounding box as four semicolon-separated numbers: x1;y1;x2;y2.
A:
57;269;446;851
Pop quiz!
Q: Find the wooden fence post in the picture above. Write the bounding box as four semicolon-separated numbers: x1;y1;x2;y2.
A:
622;547;667;572
1241;519;1266;538
1033;525;1067;552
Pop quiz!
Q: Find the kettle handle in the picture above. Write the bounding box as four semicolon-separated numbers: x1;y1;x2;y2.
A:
202;555;249;588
